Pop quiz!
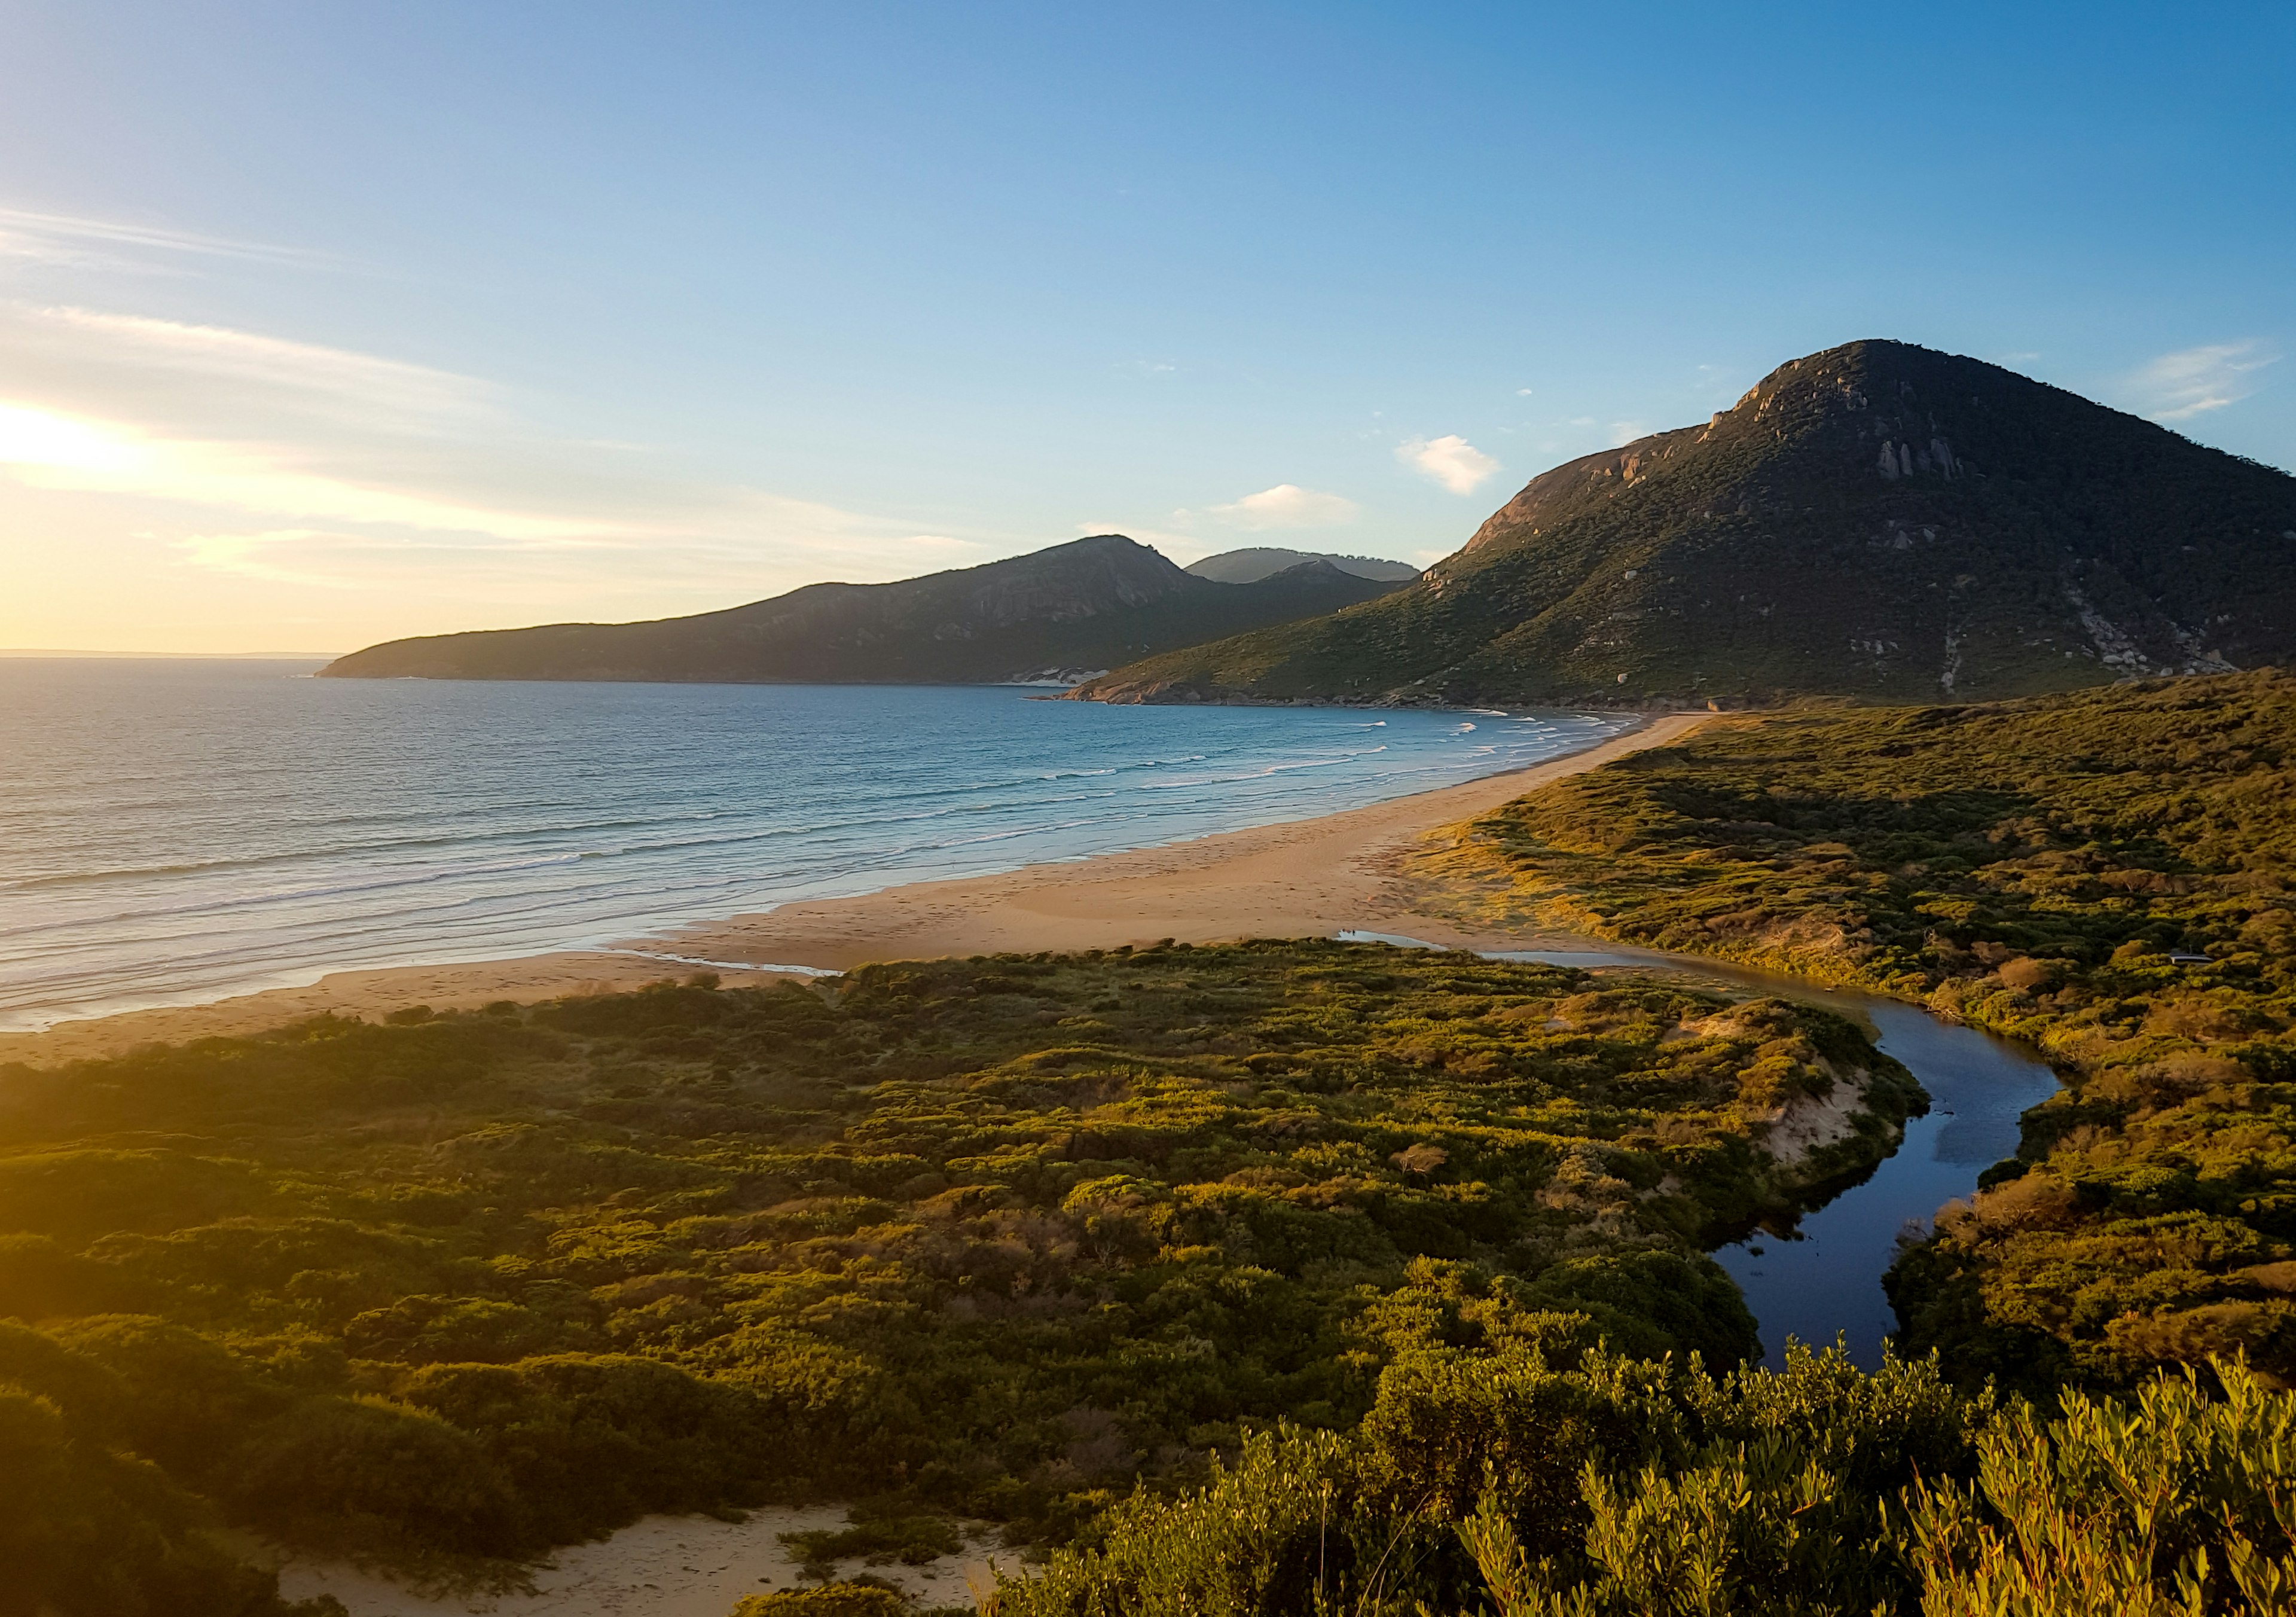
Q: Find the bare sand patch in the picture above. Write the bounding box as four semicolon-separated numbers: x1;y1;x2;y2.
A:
274;1509;1014;1616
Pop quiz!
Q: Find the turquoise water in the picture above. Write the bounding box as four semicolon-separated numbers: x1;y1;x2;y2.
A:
0;660;1628;1030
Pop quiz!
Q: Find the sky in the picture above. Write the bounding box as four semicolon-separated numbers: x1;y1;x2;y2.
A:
0;2;2289;654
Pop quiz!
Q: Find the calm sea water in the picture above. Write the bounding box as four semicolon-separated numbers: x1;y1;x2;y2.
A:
0;660;1628;1031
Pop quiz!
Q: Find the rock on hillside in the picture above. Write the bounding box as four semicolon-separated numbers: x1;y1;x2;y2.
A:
320;535;1403;686
1070;341;2296;706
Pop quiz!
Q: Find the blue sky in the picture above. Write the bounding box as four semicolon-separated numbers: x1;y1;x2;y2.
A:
0;1;2289;651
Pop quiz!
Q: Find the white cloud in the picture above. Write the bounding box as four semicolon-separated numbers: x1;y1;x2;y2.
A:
0;301;1012;629
171;529;369;588
0;219;1051;649
2124;340;2279;422
1396;434;1501;495
0;205;326;269
1204;483;1360;530
25;306;487;422
0;302;498;455
1608;420;1651;446
164;520;991;598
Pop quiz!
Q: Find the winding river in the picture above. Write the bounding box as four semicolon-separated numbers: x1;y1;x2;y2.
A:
1348;933;2063;1368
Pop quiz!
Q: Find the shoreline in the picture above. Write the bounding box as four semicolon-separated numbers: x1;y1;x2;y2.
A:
0;714;1706;1067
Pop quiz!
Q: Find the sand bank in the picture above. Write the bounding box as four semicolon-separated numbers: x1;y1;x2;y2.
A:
1;714;1704;1067
274;1507;1013;1616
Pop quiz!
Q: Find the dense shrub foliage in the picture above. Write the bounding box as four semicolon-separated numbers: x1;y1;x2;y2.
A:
1001;1341;2296;1617
0;941;1903;1606
1003;1344;2295;1616
1420;669;2296;1390
732;1584;915;1617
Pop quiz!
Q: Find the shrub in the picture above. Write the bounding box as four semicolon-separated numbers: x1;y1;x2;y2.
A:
230;1395;521;1558
0;1383;302;1617
1898;1359;2296;1614
729;1582;911;1617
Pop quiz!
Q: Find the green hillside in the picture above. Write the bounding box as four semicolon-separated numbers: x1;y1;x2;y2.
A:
1183;548;1420;584
320;536;1398;686
1071;341;2296;707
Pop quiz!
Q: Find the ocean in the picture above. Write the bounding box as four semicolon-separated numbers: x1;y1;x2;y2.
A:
0;659;1628;1032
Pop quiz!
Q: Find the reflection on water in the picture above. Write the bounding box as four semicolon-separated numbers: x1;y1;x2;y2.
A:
1712;996;2056;1368
1480;944;2063;1368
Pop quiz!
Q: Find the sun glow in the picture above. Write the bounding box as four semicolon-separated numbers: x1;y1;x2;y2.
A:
0;401;154;476
0;398;601;539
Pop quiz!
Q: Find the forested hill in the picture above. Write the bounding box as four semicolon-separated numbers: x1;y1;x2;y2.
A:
320;535;1400;686
1070;340;2296;707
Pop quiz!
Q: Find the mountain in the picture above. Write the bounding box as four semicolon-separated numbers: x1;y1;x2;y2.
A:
1184;547;1420;584
1070;341;2296;706
318;535;1403;686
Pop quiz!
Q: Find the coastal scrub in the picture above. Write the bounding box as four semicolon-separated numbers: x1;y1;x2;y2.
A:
0;940;1910;1602
1412;669;2296;1390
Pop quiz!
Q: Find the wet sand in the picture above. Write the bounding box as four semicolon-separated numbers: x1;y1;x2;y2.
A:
1;713;1705;1067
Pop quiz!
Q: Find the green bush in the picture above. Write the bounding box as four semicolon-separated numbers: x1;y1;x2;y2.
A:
0;1383;307;1617
729;1582;911;1617
230;1394;520;1558
1006;1345;2294;1616
1900;1359;2296;1615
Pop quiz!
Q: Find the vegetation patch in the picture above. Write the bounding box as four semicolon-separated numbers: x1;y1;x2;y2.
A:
1416;669;2296;1390
1000;1344;2295;1616
0;939;1906;1609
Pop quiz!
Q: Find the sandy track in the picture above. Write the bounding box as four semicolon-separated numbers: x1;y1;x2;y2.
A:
273;1508;1013;1616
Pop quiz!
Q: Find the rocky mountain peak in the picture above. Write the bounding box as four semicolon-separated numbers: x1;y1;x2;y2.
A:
1074;340;2296;707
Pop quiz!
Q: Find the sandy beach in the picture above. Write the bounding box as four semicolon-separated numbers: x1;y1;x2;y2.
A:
0;713;1703;1068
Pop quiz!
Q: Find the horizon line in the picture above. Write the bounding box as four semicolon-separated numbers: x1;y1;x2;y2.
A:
0;648;347;659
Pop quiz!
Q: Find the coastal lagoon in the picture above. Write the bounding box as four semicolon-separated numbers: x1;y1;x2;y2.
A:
0;658;1628;1030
